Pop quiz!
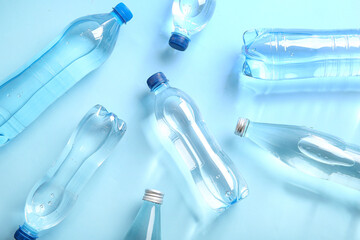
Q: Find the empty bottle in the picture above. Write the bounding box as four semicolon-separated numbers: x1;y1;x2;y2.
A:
242;29;360;80
235;118;360;191
123;189;164;240
0;3;132;146
147;72;248;211
169;0;216;51
14;105;126;240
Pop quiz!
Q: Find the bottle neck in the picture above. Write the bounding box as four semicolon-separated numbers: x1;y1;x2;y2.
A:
124;200;161;239
110;11;125;25
173;28;190;39
152;83;169;95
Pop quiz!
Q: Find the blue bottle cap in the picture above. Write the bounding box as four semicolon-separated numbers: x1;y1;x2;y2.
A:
169;33;190;51
113;3;133;23
14;227;36;240
147;72;169;91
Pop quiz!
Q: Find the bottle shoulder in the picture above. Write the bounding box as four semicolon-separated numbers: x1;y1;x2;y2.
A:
154;87;201;116
63;13;119;43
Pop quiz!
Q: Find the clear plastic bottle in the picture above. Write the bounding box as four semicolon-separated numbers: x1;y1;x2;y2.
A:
242;29;360;80
235;118;360;191
123;189;163;240
169;0;216;51
147;72;248;211
14;105;126;240
0;3;132;146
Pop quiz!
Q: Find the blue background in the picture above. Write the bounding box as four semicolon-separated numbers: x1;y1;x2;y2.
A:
1;0;360;239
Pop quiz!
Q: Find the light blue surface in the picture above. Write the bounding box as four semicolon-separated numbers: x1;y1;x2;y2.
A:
1;0;360;239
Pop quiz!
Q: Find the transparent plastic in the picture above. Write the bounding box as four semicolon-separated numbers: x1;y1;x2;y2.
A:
0;5;131;146
123;190;163;240
242;29;360;80
236;118;360;191
15;105;126;239
172;0;216;40
152;82;248;211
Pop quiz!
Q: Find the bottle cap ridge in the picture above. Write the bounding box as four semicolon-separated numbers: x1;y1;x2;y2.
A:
113;2;133;23
235;118;250;137
169;33;190;51
147;72;169;91
14;228;36;240
143;189;164;204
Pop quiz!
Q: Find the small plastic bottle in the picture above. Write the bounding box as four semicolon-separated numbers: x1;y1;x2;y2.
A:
235;118;360;191
169;0;216;51
14;105;126;240
147;72;248;211
0;3;132;146
242;29;360;80
123;189;164;240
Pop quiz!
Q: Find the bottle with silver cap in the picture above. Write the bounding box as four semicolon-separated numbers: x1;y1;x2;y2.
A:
123;189;164;240
147;72;248;211
235;118;360;191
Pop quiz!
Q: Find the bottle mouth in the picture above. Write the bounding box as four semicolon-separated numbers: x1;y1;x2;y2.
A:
235;118;250;137
143;189;164;204
169;33;190;51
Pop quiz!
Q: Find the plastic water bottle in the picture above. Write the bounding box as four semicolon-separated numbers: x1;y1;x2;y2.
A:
0;3;132;146
235;118;360;191
147;72;248;211
123;189;164;240
14;105;126;240
169;0;216;51
242;29;360;80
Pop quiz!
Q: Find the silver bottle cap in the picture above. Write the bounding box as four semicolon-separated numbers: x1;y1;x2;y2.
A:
143;189;164;204
235;118;250;137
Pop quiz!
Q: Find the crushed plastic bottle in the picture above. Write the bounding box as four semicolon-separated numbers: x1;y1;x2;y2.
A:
14;105;126;240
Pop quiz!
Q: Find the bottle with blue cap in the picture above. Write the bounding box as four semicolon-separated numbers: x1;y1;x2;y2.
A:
123;189;164;240
169;0;216;51
147;73;248;211
14;105;126;240
0;3;132;147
